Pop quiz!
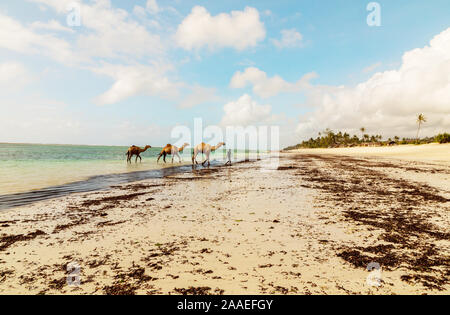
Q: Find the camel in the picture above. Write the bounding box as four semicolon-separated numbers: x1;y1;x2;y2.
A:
157;143;190;164
126;145;151;163
192;142;225;166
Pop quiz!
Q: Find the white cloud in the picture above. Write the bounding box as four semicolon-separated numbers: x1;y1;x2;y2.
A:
0;62;30;84
146;0;160;15
296;28;450;140
75;2;163;59
0;61;35;94
175;6;266;51
20;1;174;104
230;67;317;98
117;1;160;19
221;94;273;126
30;19;74;33
92;63;180;105
0;94;172;145
132;5;147;18
0;94;79;144
236;59;256;67
28;0;163;60
178;86;219;109
362;62;382;73
0;13;77;64
272;29;303;49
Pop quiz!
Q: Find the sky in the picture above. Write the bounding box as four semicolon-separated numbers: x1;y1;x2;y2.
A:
0;0;449;148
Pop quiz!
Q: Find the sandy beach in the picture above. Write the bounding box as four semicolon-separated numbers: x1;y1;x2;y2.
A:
0;144;449;295
292;143;450;166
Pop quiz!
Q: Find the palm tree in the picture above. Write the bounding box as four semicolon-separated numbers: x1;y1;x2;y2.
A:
416;114;427;140
360;127;365;142
363;134;369;142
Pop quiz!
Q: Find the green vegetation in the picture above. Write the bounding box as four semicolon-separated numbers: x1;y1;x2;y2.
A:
284;128;449;150
284;114;449;150
435;133;450;144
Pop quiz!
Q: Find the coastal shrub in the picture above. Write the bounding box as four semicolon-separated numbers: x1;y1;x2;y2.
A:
435;133;450;144
283;130;450;150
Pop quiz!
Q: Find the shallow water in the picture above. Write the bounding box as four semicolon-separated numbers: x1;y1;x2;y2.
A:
0;163;203;210
0;143;256;210
0;143;231;195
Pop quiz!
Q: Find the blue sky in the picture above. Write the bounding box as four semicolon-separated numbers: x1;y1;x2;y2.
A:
0;0;449;147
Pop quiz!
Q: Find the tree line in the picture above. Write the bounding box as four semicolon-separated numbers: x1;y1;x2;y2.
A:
285;114;449;150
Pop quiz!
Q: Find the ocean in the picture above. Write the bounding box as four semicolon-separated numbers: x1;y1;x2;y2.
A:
0;143;252;210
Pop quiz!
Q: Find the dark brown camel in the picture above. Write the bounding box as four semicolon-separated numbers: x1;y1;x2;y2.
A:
126;145;151;163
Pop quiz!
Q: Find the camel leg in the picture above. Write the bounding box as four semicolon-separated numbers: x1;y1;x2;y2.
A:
157;153;163;163
170;149;175;164
139;155;142;163
135;154;138;163
163;152;167;163
172;150;179;163
202;152;210;166
192;149;198;165
177;151;182;163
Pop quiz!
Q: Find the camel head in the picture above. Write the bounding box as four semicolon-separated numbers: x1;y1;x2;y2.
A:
144;145;152;150
179;143;190;152
212;142;225;151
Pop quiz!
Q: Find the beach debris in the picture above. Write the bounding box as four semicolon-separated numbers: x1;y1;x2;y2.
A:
0;230;46;251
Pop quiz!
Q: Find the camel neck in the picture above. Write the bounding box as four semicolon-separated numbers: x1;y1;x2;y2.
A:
212;144;223;151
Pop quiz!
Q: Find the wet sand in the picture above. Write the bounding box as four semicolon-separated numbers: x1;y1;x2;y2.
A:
0;147;449;295
293;143;450;165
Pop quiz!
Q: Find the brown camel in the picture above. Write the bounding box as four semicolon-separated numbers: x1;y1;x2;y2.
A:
126;145;151;163
157;143;189;163
192;142;225;166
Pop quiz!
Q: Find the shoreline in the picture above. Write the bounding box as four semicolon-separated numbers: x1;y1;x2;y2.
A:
286;143;450;165
0;162;201;211
0;142;256;196
0;147;448;295
0;157;258;211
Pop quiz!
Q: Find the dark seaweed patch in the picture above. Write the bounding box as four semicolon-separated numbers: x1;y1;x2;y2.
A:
0;230;46;251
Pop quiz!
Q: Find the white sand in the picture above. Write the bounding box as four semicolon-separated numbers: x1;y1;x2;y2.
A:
291;143;450;165
0;146;448;295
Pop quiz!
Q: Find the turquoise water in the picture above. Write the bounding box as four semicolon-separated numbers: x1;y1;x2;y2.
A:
0;143;230;195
